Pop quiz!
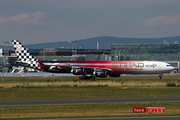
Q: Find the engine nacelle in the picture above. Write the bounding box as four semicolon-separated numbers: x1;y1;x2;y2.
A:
109;74;121;77
93;71;107;77
71;68;84;75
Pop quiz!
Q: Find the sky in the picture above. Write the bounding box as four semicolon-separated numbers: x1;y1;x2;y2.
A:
0;0;180;45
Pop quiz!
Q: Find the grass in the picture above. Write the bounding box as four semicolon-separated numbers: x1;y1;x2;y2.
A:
1;78;180;88
0;86;180;100
166;82;177;87
0;76;180;119
2;74;180;82
0;102;180;119
0;76;180;100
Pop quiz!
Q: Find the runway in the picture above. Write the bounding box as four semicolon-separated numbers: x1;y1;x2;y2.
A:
30;116;180;120
1;96;180;106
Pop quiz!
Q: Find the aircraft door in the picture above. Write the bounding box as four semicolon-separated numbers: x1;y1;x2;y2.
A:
158;63;162;69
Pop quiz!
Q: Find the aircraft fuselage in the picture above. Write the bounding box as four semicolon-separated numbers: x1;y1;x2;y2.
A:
42;61;174;74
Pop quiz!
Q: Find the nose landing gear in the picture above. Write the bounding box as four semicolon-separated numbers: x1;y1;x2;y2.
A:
158;74;162;80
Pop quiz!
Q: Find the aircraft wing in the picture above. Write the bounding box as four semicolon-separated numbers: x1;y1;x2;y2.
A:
7;60;28;66
43;63;112;71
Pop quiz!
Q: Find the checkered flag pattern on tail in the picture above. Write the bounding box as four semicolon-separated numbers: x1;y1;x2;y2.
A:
12;40;41;70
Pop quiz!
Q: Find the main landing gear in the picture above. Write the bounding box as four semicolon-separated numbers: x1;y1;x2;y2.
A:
79;76;92;80
158;74;162;80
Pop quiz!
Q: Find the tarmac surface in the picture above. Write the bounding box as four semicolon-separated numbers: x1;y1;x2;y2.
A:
1;96;180;106
27;116;180;120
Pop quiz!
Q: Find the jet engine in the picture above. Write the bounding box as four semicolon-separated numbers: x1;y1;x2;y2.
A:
71;68;84;75
94;71;107;77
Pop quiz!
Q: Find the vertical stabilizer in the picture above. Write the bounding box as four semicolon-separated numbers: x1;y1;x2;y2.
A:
12;40;41;70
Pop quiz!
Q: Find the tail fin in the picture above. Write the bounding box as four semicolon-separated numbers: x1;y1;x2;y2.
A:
12;40;41;70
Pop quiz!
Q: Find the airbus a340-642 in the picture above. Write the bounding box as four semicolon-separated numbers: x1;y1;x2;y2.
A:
12;40;175;79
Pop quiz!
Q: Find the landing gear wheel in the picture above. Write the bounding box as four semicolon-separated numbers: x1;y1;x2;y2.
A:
158;76;162;80
79;76;92;80
158;73;162;80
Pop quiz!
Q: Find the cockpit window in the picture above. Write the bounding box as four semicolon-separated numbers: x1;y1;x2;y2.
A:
167;64;171;66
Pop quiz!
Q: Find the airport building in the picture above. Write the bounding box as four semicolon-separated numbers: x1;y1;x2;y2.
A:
0;48;111;72
111;43;180;72
1;43;180;72
111;43;180;61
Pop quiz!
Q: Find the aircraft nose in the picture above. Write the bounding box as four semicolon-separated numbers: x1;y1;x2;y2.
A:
170;66;175;71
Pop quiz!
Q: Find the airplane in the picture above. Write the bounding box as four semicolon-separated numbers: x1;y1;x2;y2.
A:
12;40;175;80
